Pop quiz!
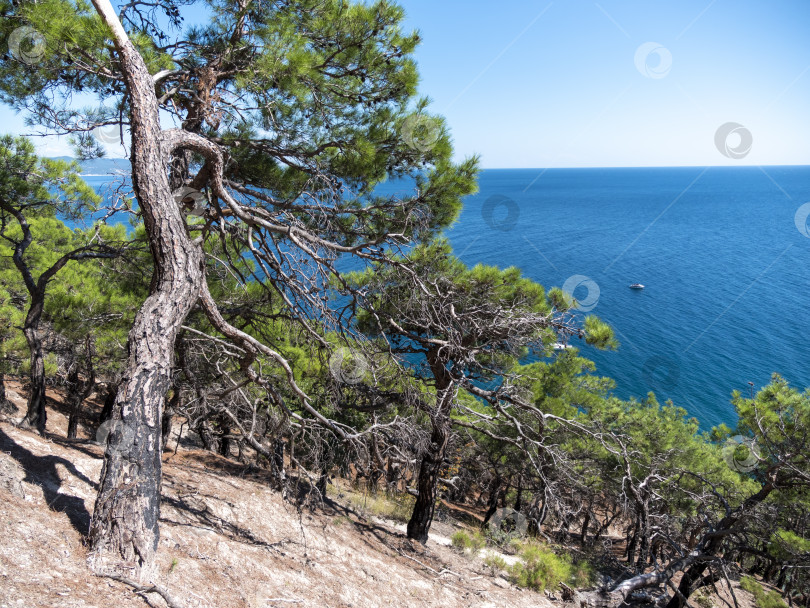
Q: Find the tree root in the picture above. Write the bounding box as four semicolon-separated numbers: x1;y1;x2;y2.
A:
100;573;185;608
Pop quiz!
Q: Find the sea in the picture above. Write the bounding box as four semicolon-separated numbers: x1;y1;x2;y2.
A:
84;166;810;430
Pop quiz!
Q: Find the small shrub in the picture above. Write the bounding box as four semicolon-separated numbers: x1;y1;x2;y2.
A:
693;588;714;608
469;531;487;552
508;544;572;592
484;554;508;574
451;529;486;553
740;576;788;608
569;559;597;589
451;530;471;549
740;576;759;594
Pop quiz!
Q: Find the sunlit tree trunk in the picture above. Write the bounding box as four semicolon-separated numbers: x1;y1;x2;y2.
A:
87;0;204;579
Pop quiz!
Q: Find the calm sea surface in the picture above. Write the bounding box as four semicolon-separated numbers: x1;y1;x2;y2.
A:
86;166;810;429
443;167;810;429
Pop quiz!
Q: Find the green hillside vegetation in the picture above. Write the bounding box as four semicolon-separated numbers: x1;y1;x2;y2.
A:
0;0;806;606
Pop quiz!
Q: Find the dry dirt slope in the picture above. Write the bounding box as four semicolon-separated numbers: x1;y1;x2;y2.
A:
0;384;555;608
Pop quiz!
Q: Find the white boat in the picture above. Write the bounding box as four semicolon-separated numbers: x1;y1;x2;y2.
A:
629;283;645;289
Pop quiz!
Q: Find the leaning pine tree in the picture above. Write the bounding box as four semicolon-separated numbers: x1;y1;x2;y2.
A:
0;0;476;579
349;240;616;542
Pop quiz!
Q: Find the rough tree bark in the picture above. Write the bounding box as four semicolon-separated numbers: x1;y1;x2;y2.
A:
272;438;286;488
0;369;12;414
216;414;231;457
482;475;505;527
406;414;451;542
87;0;205;579
161;389;179;449
513;477;523;512
22;292;47;434
580;508;591;545
67;336;96;440
97;382;118;426
406;347;455;543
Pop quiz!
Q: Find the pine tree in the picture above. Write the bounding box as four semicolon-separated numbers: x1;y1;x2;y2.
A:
0;135;119;433
349;239;616;541
1;0;476;576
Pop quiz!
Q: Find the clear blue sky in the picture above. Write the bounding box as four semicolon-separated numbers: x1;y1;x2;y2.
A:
398;0;810;168
3;0;809;167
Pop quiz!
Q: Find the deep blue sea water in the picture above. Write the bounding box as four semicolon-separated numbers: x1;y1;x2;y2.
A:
84;167;810;429
440;167;810;429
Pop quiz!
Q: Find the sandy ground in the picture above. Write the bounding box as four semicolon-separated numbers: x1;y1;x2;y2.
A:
0;379;768;608
0;381;556;608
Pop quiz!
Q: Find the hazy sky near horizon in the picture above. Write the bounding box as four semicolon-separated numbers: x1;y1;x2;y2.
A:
2;0;808;168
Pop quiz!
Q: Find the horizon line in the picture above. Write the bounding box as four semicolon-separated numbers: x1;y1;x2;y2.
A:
478;163;810;170
60;156;810;171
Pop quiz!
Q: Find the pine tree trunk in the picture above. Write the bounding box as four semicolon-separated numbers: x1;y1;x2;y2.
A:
217;414;230;457
635;507;651;571
196;419;217;452
370;427;386;492
593;509;619;544
98;382;118;426
0;369;12;414
626;519;639;563
513;477;523;512
271;438;286;488
161;389;179;449
66;367;81;440
316;468;328;497
87;0;205;580
407;348;455;543
406;417;450;542
67;345;95;440
580;509;591;545
482;476;504;527
22;293;47;434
